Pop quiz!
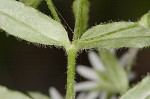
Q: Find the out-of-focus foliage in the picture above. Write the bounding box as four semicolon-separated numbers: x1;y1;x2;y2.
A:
0;85;31;99
99;49;128;94
19;0;42;7
28;91;50;99
120;76;150;99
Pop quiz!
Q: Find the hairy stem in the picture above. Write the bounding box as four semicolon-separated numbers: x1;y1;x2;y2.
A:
45;0;61;23
66;45;77;99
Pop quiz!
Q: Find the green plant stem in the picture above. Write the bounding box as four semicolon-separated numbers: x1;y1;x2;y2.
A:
45;0;61;23
66;45;77;99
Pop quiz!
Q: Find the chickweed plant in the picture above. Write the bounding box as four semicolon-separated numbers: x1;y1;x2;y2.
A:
0;0;150;99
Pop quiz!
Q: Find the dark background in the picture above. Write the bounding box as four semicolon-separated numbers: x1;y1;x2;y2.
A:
0;0;150;95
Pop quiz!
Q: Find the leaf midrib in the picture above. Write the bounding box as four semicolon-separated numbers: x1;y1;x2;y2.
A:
0;10;58;43
78;36;150;49
80;23;138;41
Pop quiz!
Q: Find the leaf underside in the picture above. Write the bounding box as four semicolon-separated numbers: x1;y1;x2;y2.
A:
0;0;70;47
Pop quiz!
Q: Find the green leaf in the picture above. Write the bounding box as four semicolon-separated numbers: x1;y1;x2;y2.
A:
77;22;150;49
139;11;150;29
28;91;50;99
0;0;70;47
120;76;150;99
0;85;31;99
80;22;136;40
99;49;129;94
73;0;90;40
91;80;119;93
145;95;150;99
19;0;42;7
73;0;89;34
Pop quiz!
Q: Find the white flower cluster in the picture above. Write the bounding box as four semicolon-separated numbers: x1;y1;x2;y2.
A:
49;49;138;99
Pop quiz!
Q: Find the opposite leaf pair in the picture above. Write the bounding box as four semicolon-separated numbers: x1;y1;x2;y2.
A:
0;0;150;99
0;0;150;51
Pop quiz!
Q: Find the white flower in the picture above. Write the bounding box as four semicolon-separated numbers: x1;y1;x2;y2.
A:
48;49;138;99
49;87;63;99
49;87;99;99
75;51;114;99
75;49;138;99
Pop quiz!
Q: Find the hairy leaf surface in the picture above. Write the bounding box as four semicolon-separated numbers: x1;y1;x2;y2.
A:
0;0;70;47
80;22;136;40
77;22;150;49
0;86;31;99
120;76;150;99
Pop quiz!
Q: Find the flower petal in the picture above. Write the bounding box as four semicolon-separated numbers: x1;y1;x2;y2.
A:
88;51;105;71
76;93;87;99
119;48;139;67
110;95;117;99
99;92;107;99
77;65;100;81
85;92;99;99
128;72;137;81
109;49;116;55
75;81;97;92
49;87;63;99
119;52;130;67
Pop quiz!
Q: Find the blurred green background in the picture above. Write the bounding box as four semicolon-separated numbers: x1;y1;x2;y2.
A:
0;0;150;95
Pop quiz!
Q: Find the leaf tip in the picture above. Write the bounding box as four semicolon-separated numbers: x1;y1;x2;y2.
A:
139;11;150;28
